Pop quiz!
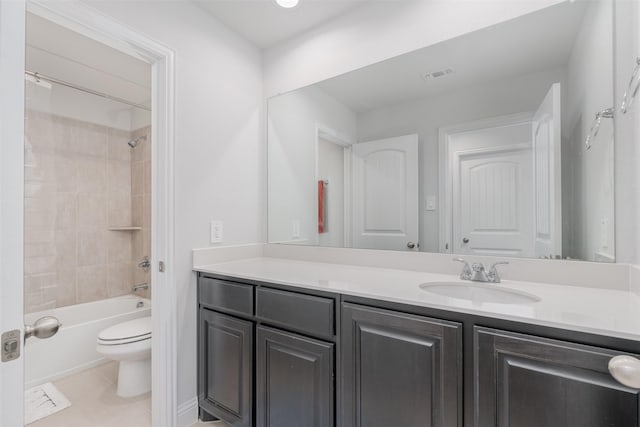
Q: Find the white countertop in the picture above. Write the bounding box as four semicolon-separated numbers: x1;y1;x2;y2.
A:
194;257;640;342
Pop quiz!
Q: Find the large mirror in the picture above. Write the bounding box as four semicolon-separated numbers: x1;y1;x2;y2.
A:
268;0;615;262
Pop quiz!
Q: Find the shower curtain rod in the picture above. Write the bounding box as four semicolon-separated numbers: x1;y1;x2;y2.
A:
25;70;151;111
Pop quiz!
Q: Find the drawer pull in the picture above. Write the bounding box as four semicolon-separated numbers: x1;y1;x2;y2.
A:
608;355;640;388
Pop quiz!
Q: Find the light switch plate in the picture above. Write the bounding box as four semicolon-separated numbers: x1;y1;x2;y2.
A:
426;196;436;211
210;220;223;243
292;220;300;239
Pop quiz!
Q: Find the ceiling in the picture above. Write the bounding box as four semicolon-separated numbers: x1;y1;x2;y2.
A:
195;0;374;48
26;12;152;108
315;1;588;113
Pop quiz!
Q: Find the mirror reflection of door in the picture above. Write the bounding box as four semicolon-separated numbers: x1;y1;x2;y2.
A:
533;83;562;259
351;134;419;251
450;120;535;257
443;83;562;258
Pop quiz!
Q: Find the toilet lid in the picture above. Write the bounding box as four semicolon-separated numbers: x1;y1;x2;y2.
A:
98;316;151;343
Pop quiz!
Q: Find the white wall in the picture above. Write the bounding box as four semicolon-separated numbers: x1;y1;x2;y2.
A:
263;0;564;97
614;0;640;264
268;85;356;244
357;67;567;253
564;0;615;261
85;0;264;415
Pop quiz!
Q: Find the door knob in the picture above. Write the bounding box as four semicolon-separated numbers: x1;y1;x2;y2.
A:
462;237;470;244
609;355;640;388
407;242;417;249
24;316;61;341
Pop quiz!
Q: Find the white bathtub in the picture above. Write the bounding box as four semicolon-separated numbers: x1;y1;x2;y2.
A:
24;295;151;388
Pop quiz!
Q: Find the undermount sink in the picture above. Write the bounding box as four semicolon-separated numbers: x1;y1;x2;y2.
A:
419;282;540;304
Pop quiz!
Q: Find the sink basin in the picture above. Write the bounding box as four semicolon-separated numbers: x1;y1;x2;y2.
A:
419;282;540;304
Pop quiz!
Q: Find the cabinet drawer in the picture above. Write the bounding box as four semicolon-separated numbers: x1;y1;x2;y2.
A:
198;276;254;316
256;287;334;339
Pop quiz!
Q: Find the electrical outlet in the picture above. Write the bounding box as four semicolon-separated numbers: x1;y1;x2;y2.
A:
292;220;300;239
426;196;436;211
210;220;224;243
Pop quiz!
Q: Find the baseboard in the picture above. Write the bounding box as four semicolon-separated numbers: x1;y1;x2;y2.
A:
177;397;198;427
25;358;109;389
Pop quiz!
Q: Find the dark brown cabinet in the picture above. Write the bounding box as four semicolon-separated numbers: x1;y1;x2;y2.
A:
198;274;640;427
475;327;640;427
256;326;334;427
341;303;463;427
198;309;253;427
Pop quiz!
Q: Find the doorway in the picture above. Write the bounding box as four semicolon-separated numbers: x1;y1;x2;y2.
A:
0;1;176;426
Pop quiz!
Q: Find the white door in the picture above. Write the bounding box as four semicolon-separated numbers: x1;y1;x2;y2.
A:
533;83;562;258
0;0;26;424
448;119;535;257
351;134;419;251
454;146;534;256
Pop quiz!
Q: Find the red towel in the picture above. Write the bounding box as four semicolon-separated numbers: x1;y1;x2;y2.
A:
318;180;325;234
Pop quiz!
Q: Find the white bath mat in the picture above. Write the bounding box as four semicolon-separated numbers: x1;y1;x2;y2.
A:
24;382;71;425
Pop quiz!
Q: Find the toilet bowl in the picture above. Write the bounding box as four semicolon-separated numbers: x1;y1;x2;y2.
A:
96;316;152;397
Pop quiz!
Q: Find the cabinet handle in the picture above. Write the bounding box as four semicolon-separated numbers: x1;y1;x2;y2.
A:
608;355;640;388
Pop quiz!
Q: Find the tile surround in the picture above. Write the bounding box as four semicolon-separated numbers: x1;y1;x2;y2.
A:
24;110;151;313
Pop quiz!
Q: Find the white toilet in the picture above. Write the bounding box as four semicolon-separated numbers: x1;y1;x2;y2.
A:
96;316;152;397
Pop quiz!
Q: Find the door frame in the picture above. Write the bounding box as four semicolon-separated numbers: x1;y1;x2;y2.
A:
0;1;27;426
1;1;177;426
438;112;534;254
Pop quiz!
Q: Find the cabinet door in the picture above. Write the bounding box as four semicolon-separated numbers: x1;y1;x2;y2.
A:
257;326;334;427
475;327;640;427
198;309;253;427
341;303;462;427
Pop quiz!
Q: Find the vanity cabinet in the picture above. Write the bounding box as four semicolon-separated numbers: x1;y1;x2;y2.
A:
198;309;253;427
341;303;462;427
198;273;640;427
475;327;640;427
198;274;338;427
256;326;334;427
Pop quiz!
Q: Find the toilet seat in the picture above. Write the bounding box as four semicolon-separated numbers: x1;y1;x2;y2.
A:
97;316;151;346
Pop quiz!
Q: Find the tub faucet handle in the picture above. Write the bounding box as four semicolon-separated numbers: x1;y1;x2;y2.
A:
137;256;151;273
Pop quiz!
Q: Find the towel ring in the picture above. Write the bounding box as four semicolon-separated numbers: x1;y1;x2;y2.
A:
621;57;640;114
585;107;614;150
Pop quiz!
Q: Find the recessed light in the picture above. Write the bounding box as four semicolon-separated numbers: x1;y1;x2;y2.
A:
275;0;299;9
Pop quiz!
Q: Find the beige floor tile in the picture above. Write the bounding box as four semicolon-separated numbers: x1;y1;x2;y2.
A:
93;361;119;384
27;363;151;427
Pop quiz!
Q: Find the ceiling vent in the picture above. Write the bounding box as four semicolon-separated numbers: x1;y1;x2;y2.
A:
422;68;454;81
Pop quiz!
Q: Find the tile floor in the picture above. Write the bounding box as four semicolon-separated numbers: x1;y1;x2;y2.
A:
28;362;151;427
27;362;230;427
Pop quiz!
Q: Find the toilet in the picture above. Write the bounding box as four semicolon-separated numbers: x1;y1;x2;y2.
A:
96;316;152;397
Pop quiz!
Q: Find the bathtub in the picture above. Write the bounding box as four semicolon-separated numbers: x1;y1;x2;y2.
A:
24;295;151;388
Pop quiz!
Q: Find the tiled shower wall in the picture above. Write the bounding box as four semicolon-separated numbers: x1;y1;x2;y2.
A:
24;110;151;313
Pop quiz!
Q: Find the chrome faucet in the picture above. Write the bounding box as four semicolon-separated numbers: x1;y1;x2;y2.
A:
132;283;149;292
453;258;508;283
